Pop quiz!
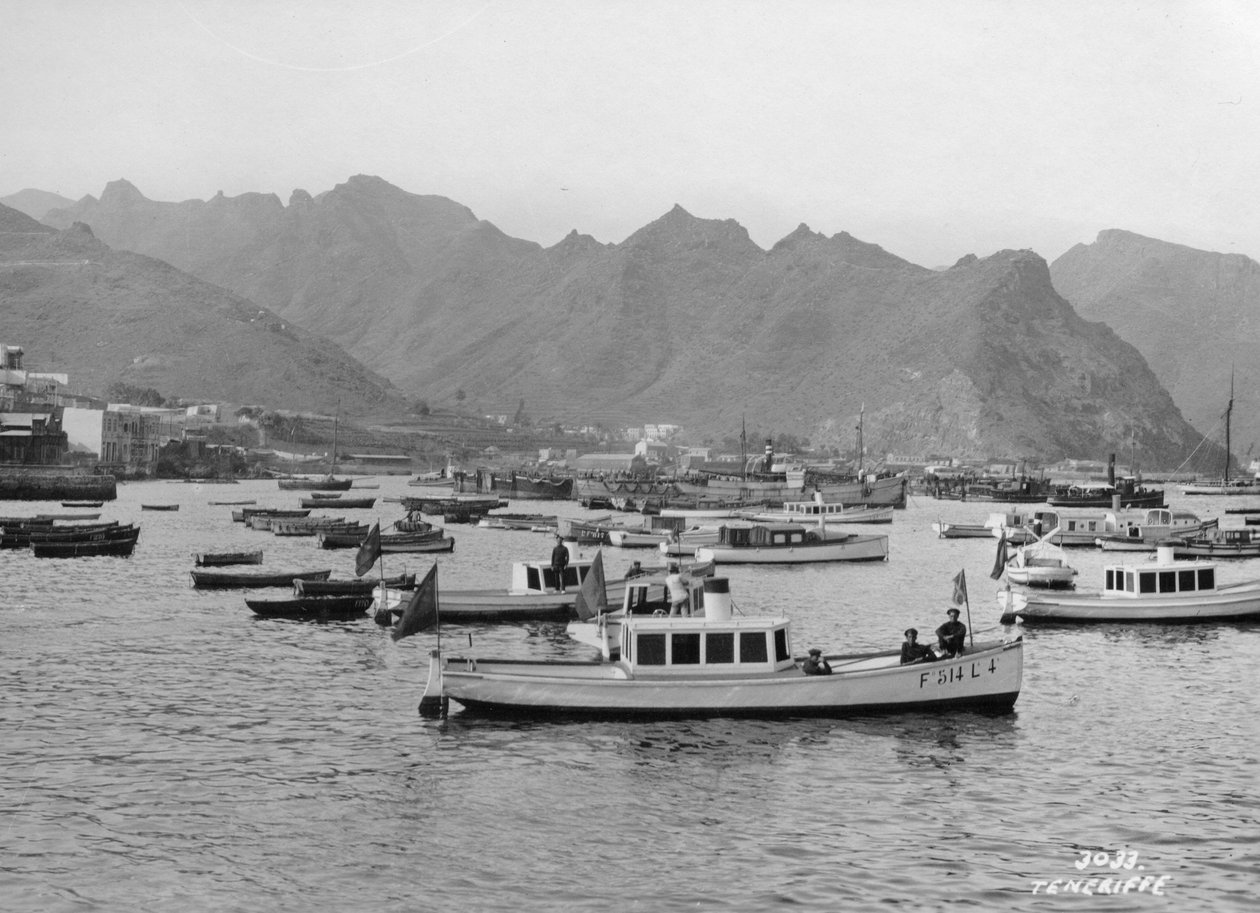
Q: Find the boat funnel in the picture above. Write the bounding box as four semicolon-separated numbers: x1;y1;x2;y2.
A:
704;577;732;620
1155;539;1178;564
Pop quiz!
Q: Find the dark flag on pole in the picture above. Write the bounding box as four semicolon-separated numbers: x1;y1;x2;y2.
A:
952;569;969;606
990;532;1008;581
392;563;438;641
355;522;381;577
573;550;608;622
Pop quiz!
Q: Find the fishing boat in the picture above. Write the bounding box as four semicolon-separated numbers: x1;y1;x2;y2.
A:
423;576;1023;719
245;594;374;620
140;504;180;511
298;496;376;509
61;500;103;508
189;568;333;589
695;522;889;564
33;536;139;558
1182;376;1260;496
381;534;455;554
193;549;264;567
998;542;1260;624
277;413;353;491
1170;527;1260;559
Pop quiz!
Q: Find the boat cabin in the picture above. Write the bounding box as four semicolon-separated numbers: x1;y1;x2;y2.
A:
717;522;818;548
617;578;796;675
1114;508;1209;539
780;500;846;519
509;557;593;594
1103;560;1216;597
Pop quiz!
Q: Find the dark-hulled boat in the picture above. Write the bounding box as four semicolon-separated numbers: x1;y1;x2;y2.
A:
190;568;333;589
193;549;265;567
245;594;374;619
294;573;417;595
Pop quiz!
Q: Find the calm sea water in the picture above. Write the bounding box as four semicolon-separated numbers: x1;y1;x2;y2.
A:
3;479;1258;912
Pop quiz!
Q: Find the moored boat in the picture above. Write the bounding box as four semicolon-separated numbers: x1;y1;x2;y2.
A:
190;568;333;589
1171;527;1260;559
423;576;1022;719
998;529;1077;589
193;549;264;567
1094;508;1218;551
695;522;889;564
998;542;1260;624
245;594;374;619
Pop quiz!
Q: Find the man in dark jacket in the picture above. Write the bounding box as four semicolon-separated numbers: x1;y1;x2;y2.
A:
935;608;967;657
550;537;570;593
803;648;832;675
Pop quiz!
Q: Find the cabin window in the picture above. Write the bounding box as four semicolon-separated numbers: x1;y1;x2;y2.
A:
527;567;542;590
1158;570;1176;593
1106;569;1118;591
1125;571;1135;593
672;633;701;665
1198;567;1215;589
739;632;768;663
774;629;789;662
637;633;667;665
1139;573;1157;594
706;632;735;664
1178;569;1197;592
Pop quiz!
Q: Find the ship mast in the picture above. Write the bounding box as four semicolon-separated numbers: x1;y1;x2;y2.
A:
1225;370;1234;483
855;404;864;477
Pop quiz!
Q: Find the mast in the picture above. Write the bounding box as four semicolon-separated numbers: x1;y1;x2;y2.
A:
740;414;747;481
1225;371;1234;483
855;404;865;478
330;406;340;480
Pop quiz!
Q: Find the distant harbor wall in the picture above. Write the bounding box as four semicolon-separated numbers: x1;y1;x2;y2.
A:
0;467;118;501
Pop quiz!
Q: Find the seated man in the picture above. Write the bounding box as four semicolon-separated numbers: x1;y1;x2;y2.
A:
935;608;967;658
803;648;832;675
899;627;936;664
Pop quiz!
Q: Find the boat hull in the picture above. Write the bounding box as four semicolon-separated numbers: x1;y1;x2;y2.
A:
440;640;1022;718
999;583;1260;623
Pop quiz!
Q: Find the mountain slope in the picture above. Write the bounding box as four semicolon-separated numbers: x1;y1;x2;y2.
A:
0;204;406;417
43;180;1210;465
1051;230;1260;467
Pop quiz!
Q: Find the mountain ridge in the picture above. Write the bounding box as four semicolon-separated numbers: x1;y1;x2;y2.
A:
28;179;1219;467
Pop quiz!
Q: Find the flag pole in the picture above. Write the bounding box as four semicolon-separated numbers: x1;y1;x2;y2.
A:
964;572;974;648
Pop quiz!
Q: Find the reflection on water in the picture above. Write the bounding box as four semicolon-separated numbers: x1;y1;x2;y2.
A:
2;480;1258;912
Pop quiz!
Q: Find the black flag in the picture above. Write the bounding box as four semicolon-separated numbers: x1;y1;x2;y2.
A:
990;532;1008;580
355;522;381;577
573;550;608;622
392;563;438;641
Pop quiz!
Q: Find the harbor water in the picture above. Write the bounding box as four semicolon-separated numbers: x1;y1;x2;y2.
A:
3;478;1257;911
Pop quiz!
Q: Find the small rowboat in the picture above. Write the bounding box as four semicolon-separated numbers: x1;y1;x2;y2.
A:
245;595;374;619
193;549;265;567
189;568;333;590
141;504;180;511
61;500;104;508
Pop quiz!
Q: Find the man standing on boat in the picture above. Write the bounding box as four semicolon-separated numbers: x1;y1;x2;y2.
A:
550;536;571;593
935;608;967;657
666;564;690;615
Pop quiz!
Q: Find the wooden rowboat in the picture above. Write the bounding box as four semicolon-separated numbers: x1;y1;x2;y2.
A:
190;568;332;590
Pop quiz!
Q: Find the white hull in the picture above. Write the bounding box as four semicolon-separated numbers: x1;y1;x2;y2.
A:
999;581;1260;623
440;640;1022;717
696;534;889;564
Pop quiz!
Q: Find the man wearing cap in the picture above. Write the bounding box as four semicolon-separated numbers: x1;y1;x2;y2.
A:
900;628;936;664
550;536;570;593
935;608;967;657
803;648;832;675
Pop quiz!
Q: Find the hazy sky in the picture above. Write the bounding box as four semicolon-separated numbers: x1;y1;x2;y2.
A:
4;0;1259;267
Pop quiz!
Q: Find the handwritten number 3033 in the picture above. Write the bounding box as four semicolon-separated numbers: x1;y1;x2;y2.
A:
1075;850;1139;870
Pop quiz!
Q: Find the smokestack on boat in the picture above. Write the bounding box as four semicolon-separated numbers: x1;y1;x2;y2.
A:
1156;539;1178;564
704;577;732;620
